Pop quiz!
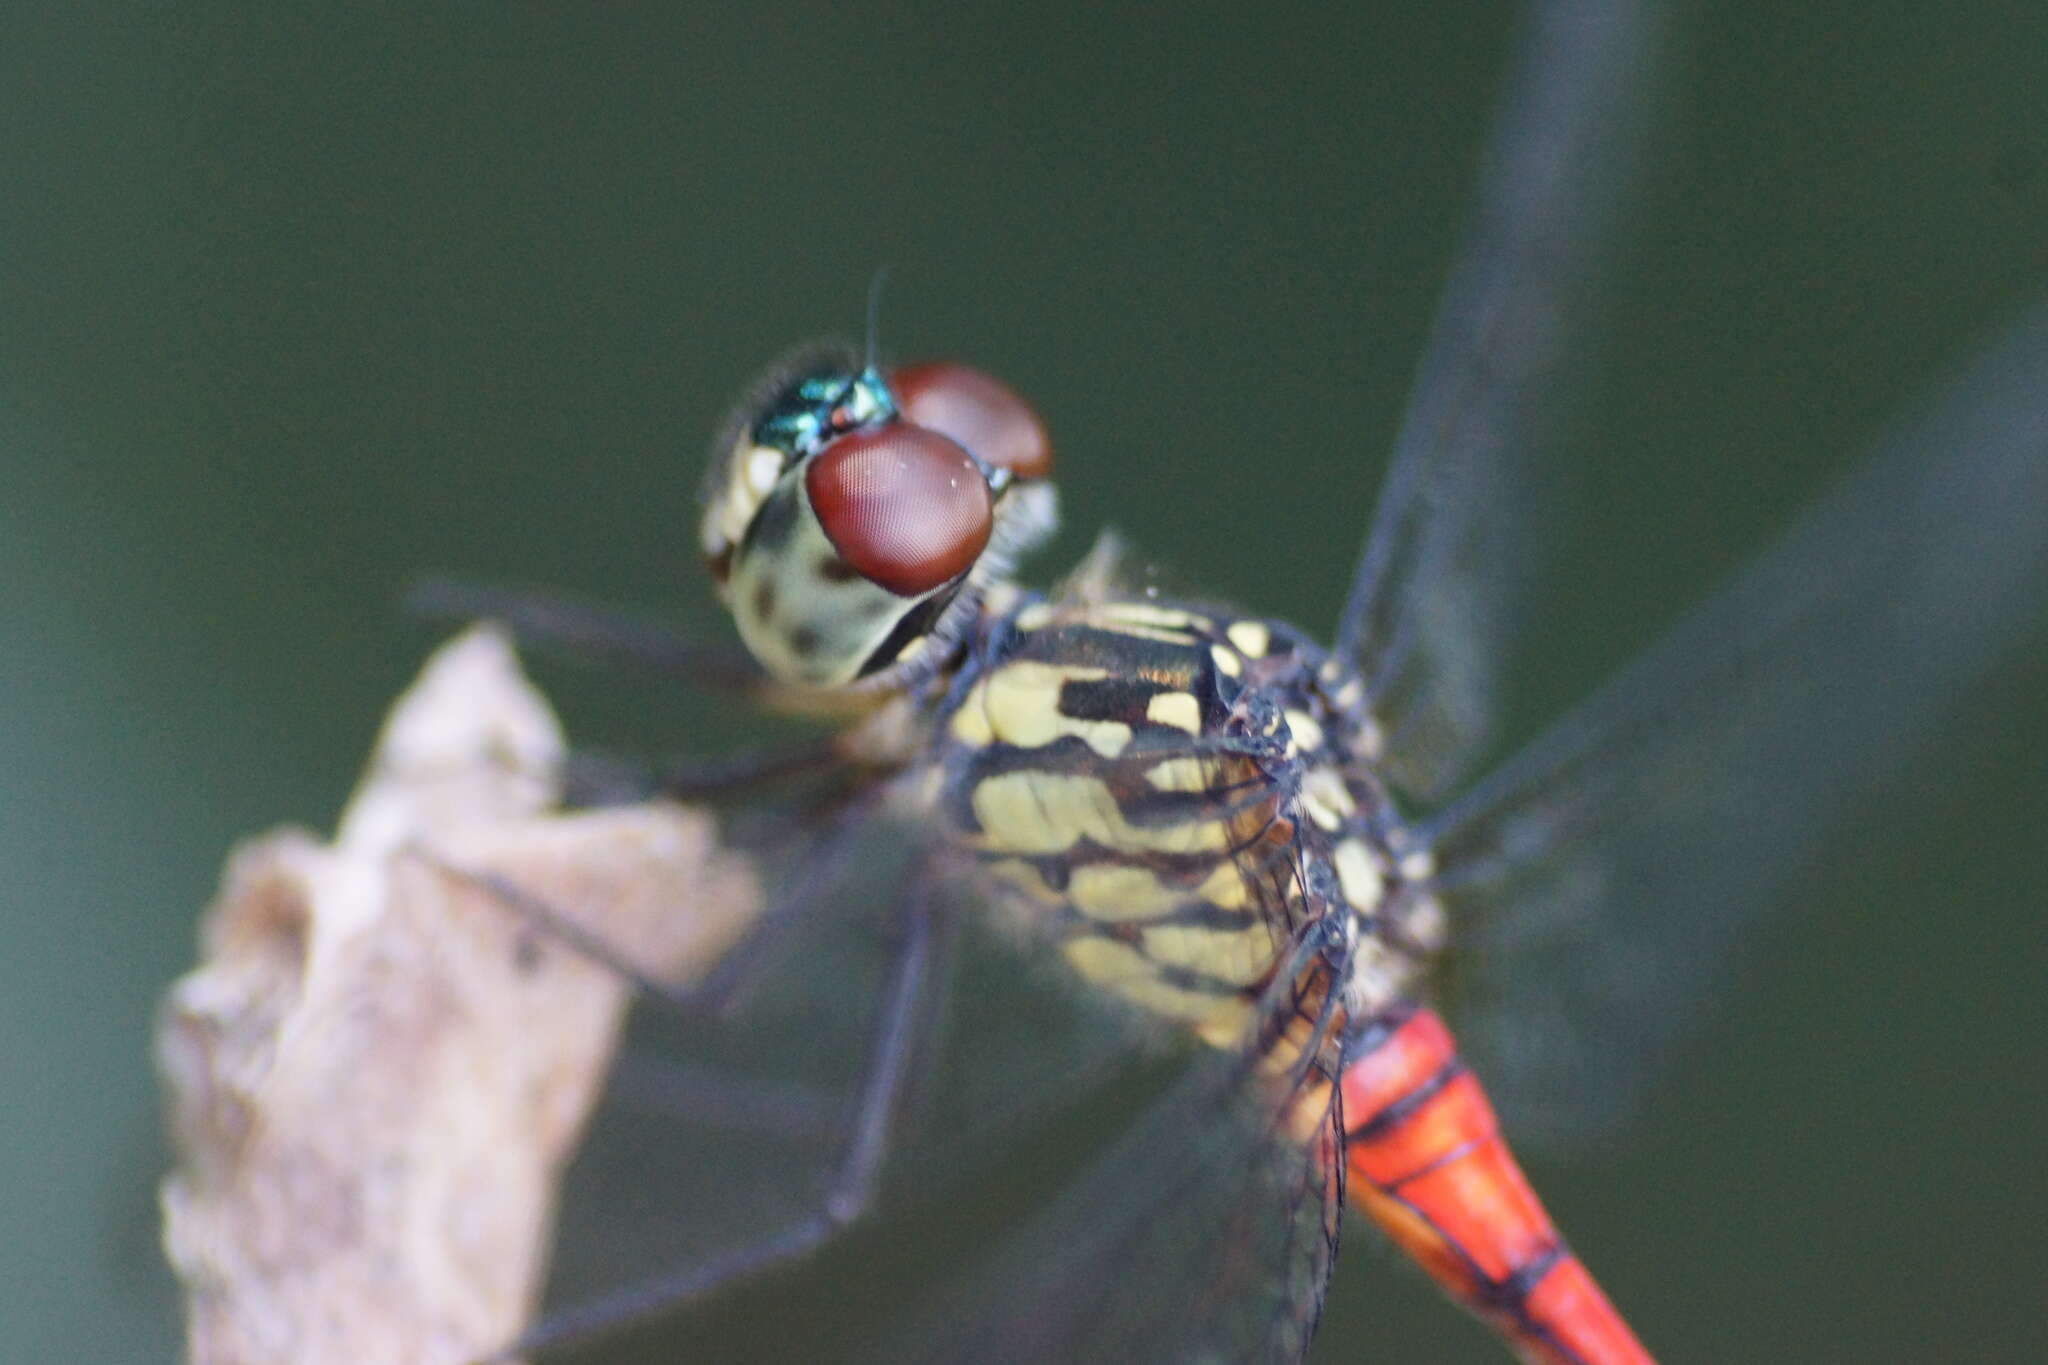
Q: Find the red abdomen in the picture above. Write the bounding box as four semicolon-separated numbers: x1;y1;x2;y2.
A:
1339;1007;1656;1365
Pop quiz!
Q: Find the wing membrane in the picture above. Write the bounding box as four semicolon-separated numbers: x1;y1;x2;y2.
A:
539;808;920;1309
883;976;1346;1365
543;802;1194;1327
1340;0;1665;799
1416;298;2048;1140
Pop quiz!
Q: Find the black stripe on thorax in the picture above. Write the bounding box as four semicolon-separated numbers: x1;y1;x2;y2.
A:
1012;622;1217;689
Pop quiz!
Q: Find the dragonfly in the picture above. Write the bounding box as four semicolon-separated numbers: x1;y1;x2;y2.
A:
420;1;2048;1360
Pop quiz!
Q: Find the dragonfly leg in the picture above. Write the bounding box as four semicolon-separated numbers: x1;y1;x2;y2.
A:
1338;1003;1655;1365
406;577;764;694
479;868;944;1361
402;841;720;1013
654;790;878;1015
563;738;846;806
402;786;874;1017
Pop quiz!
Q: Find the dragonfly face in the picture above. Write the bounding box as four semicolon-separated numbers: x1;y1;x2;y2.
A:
699;353;1058;687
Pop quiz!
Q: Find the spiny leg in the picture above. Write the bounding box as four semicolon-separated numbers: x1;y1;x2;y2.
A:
406;578;764;694
404;785;875;1017
406;578;763;694
396;782;889;1147
661;788;882;1016
478;865;947;1361
410;580;850;809
563;737;847;808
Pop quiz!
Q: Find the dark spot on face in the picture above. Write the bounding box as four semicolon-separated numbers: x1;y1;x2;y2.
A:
818;554;861;583
753;577;777;622
856;588;951;677
790;624;822;657
705;544;734;584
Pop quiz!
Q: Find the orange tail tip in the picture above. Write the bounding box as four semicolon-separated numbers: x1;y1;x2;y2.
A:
1338;1007;1656;1365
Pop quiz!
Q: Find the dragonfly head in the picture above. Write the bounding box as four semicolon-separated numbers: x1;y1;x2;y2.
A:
701;349;1058;688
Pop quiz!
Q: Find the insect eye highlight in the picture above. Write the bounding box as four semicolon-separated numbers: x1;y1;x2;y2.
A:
804;423;994;597
889;362;1053;481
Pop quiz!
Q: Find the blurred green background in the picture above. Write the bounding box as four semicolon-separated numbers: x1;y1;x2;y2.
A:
4;2;2044;1361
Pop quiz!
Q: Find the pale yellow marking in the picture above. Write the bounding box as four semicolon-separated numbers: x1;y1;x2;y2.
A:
1398;848;1436;880
1209;645;1243;678
1144;756;1211;792
1333;838;1384;911
1302;789;1344;833
1107;602;1213;633
1319;658;1343;683
1061;937;1246;1028
1300;768;1356;833
1283;708;1325;753
743;444;782;496
1145;690;1202;734
700;510;727;557
984;857;1063;904
703;437;772;558
1195;860;1250;911
1068;862;1186;920
1193;1000;1256;1050
948;661;1132;758
969;771;1228;855
1071;859;1253;922
1140;922;1276;987
733;441;776;508
949;693;995;746
1015;601;1055;631
1226;620;1271;658
1335;679;1366;710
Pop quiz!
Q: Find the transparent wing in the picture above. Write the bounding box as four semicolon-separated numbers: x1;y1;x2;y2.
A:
542;804;1165;1317
1339;0;1665;800
539;804;921;1311
882;966;1347;1365
535;659;1332;1348
1414;298;2048;1141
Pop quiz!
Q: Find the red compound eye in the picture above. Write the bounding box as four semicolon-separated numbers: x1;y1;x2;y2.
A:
805;424;994;596
889;363;1053;480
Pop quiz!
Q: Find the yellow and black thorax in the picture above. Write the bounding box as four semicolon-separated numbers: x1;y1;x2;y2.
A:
931;594;1421;1047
